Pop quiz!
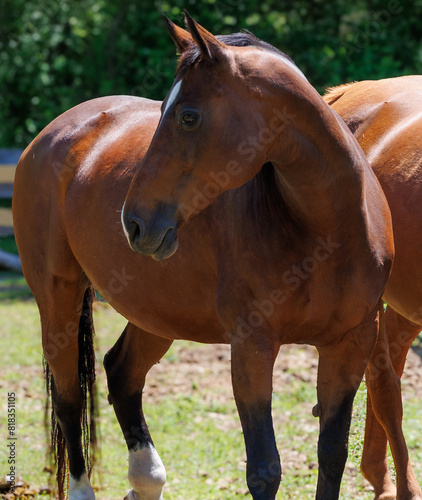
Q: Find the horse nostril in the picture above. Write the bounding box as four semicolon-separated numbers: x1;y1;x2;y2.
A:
123;206;178;258
126;214;145;247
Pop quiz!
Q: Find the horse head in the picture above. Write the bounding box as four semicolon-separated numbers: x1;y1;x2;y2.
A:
122;12;306;259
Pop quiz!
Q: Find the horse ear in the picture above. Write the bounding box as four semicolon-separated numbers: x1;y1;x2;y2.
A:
164;16;193;54
184;10;226;61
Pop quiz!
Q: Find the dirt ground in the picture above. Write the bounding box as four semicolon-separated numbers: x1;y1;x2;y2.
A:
144;340;422;493
145;340;422;404
3;332;422;499
145;342;322;481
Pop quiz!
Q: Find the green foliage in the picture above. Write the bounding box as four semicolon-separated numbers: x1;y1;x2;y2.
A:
1;0;421;147
0;235;19;254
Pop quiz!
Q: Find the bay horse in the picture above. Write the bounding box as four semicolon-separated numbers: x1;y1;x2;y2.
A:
325;75;422;500
12;14;414;500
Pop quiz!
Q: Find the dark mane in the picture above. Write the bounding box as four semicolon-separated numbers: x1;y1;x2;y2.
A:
177;30;296;74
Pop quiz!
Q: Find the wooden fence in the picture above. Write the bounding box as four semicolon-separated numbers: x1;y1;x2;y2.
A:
0;149;22;236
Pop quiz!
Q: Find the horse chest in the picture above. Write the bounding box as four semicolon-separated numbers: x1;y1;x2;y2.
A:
214;231;378;345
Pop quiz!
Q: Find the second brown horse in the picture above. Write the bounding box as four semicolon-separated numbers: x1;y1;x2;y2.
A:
326;75;422;500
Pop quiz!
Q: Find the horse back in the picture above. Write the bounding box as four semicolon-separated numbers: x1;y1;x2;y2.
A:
13;96;161;287
13;96;224;341
326;75;422;319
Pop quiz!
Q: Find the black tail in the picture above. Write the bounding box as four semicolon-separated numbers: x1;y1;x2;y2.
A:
44;285;98;497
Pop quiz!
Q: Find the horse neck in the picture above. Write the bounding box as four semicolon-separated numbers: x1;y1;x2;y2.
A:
265;82;366;235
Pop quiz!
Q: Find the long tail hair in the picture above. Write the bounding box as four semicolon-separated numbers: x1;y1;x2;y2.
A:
44;285;98;497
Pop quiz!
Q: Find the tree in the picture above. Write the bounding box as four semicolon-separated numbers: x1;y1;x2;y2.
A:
1;0;421;148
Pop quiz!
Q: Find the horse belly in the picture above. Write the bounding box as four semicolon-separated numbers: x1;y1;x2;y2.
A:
377;163;422;323
361;123;422;324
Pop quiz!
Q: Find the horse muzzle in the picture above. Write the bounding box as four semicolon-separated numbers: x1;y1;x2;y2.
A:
122;204;180;261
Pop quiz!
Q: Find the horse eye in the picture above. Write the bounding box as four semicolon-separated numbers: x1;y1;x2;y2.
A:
179;111;200;129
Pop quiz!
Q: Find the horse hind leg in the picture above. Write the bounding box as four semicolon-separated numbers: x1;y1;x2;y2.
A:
104;323;172;500
39;277;97;500
13;150;97;498
362;305;422;500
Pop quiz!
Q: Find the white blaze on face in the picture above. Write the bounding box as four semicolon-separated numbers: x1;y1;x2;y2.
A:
120;80;183;244
127;443;166;500
121;200;129;240
69;473;95;500
162;79;182;119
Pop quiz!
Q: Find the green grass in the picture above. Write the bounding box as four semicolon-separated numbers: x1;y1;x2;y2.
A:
1;282;422;499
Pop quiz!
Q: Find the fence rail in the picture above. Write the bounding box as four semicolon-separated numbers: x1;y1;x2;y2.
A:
0;149;22;236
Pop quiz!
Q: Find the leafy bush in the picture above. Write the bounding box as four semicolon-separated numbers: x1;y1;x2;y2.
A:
1;0;421;147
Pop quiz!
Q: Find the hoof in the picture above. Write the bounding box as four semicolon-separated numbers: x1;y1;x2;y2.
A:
124;490;163;500
373;493;396;500
124;490;136;500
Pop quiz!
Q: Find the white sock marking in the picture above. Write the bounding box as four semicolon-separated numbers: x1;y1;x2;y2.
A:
128;443;166;500
69;473;95;500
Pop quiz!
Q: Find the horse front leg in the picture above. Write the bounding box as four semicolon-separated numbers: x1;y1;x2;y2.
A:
364;306;422;500
230;323;281;500
315;307;380;500
104;323;172;500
